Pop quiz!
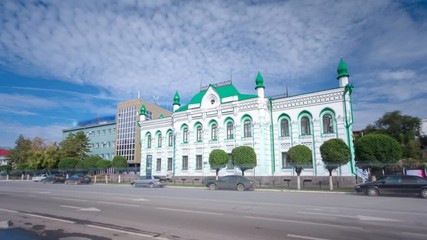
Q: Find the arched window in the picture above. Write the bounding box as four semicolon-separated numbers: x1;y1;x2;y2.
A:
196;125;203;141
168;132;173;146
183;127;188;143
322;114;334;133
227;121;234;139
147;134;152;148
211;123;218;140
280;119;290;137
301;117;311;135
157;133;162;147
244;119;252;137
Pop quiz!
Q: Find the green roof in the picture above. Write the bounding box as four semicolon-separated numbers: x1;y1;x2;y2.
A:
337;58;350;79
175;84;257;112
255;71;265;89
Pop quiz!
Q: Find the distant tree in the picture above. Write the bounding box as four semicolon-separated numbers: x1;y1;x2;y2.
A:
355;134;402;180
320;139;350;190
96;159;112;169
112;156;127;168
74;160;84;169
58;157;78;169
209;149;228;180
232;146;257;176
0;165;12;172
364;111;421;159
84;156;102;169
59;131;90;160
287;145;313;190
6;135;33;168
16;163;30;171
43;144;61;169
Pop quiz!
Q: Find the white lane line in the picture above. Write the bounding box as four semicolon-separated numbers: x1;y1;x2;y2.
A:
96;201;140;207
0;208;18;213
243;216;363;230
86;224;169;240
24;213;75;224
28;195;37;197
156;207;223;216
113;197;149;201
402;232;427;238
299;211;401;222
287;234;329;240
53;197;87;202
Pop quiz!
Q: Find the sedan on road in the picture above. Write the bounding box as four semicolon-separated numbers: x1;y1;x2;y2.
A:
65;174;91;185
131;176;167;188
354;175;427;198
42;174;66;184
32;174;48;182
206;175;255;191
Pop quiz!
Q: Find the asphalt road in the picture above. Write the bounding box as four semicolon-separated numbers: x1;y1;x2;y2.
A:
0;181;426;240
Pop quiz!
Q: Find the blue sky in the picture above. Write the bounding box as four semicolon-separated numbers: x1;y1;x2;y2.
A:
1;0;427;148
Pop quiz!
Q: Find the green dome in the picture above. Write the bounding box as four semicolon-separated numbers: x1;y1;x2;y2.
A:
255;71;265;89
337;58;350;79
140;104;146;116
173;91;180;106
159;114;164;119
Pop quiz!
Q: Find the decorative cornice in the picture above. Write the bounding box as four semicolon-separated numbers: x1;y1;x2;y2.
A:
272;90;342;111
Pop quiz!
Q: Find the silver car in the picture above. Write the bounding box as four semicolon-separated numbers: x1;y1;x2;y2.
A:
131;176;166;188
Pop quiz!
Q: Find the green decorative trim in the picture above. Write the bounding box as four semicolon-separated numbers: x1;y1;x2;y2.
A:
208;119;218;127
159;114;164;119
223;117;235;125
269;98;275;175
343;83;356;176
173;91;180;106
140;104;146;116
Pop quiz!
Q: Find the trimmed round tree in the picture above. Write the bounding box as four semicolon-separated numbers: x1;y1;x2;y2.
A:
112;156;127;168
355;134;402;181
96;159;112;169
232;146;257;176
320;139;350;190
84;156;102;169
58;157;78;170
287;145;312;190
209;149;228;180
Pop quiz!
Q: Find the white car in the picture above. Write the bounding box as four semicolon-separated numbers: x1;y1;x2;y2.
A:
32;174;48;182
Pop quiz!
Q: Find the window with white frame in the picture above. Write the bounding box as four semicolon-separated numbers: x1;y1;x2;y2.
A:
322;114;334;133
280;119;290;137
168;132;173;146
147;134;152;148
182;156;188;170
226;121;234;139
156;158;161;171
301;117;311;135
211;123;218;140
183;127;188;143
196;155;202;170
244;119;252;137
196;125;202;141
167;158;172;171
282;152;291;168
157;133;162;147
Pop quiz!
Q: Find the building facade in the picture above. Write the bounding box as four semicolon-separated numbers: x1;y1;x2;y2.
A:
115;99;172;167
63;121;116;160
138;59;355;177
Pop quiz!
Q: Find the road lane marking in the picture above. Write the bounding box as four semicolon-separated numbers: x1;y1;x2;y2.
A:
402;232;427;238
0;208;18;213
243;216;363;230
287;234;329;240
24;213;75;224
156;207;223;216
53;197;87;202
96;201;140;207
86;224;169;240
61;205;101;212
114;197;149;201
298;211;401;222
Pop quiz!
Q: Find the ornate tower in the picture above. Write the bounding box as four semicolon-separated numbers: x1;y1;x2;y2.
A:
337;58;350;87
173;91;180;112
255;71;265;98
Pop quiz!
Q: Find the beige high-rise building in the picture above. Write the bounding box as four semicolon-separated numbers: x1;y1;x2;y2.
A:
115;99;171;167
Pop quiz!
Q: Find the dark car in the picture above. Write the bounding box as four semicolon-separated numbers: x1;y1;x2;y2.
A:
66;174;92;185
354;175;427;198
206;175;255;191
131;176;167;188
42;174;66;184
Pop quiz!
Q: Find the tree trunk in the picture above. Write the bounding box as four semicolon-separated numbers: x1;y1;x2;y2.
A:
329;170;333;191
296;168;302;190
242;169;245;176
216;169;219;180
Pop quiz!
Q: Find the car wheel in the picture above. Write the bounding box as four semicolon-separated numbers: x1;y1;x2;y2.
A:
366;187;379;196
420;189;427;199
149;183;154;188
236;184;245;191
209;183;216;190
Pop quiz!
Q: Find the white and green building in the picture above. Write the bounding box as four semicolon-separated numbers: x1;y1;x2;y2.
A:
138;58;355;177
